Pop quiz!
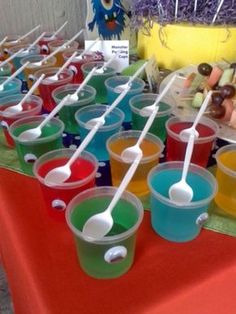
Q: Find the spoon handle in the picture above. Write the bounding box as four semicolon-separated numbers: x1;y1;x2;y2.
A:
79;37;100;58
56;51;78;77
67;121;102;167
136;105;159;146
181;133;195;182
107;155;142;214
71;66;98;97
98;50;120;72
27;32;46;51
39;95;71;129
0;36;8;47
1;61;29;88
53;21;68;37
18;73;45;106
18;25;41;42
192;91;212;129
127;61;148;86
0;48;24;68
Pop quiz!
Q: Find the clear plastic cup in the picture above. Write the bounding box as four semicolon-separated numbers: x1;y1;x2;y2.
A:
105;76;145;124
63;50;101;83
34;67;74;112
20;54;57;90
52;84;96;134
81;61;117;104
215;144;236;217
66;186;144;279
38;32;63;55
8;43;40;80
33;148;98;221
148;161;218;242
0;94;42;147
107;130;164;207
129;93;173;142
166;116;218;168
48;40;79;66
75;104;125;161
0;77;22;98
9;116;64;175
1;35;29;59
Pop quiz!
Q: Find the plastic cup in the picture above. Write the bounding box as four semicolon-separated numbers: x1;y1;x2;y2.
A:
1;35;29;59
63;50;101;83
105;76;145;125
81;61;117;104
166;116;218;168
107;130;164;206
66;186;144;279
34;67;74;112
0;63;13;77
52;84;96;134
129;93;173;142
8;44;40;80
215;144;236;217
9;116;64;175
76;104;125;161
20;54;57;90
0;94;42;147
33;148;98;221
0;77;22;98
148;161;218;242
38;32;62;55
48;40;79;67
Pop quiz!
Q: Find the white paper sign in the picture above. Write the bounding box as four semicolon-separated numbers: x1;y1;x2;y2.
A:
84;40;129;72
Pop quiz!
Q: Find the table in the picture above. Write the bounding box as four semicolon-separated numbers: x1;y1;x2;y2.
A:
1;166;236;314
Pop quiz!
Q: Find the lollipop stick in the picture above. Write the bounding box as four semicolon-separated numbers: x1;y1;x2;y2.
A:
175;0;179;21
212;0;225;24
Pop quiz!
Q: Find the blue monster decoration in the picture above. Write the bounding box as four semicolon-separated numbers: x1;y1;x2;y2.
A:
88;0;127;40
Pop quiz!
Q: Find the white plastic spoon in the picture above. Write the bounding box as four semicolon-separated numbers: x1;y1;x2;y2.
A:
44;119;103;186
77;37;100;60
0;48;25;68
114;61;148;92
121;105;159;163
17;25;41;43
0;36;8;47
140;74;179;117
66;66;98;103
82;154;142;240
95;51;120;74
18;94;71;142
168;132;195;204
175;0;179;21
52;21;68;38
31;29;84;66
0;61;30;91
85;62;149;129
3;74;45;115
44;51;78;82
179;91;213;142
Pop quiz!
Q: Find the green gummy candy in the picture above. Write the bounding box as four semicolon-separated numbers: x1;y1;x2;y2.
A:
218;68;234;86
192;92;204;108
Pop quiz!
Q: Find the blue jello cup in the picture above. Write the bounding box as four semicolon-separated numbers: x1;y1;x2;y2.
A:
105;76;145;128
8;43;40;80
148;161;218;242
81;61;117;104
9;116;64;176
52;84;96;134
0;77;22;98
66;186;144;279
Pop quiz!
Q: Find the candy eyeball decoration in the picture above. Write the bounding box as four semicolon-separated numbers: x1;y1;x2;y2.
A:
198;63;213;76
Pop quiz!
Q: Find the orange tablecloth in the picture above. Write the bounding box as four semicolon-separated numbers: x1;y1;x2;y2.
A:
1;167;236;314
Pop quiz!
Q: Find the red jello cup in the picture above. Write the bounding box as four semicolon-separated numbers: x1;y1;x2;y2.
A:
38;32;63;55
0;94;42;147
63;50;102;83
165;116;219;168
33;148;98;221
35;67;74;112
